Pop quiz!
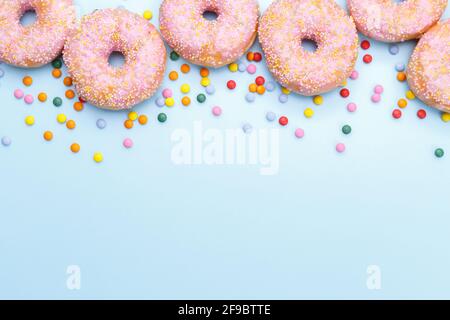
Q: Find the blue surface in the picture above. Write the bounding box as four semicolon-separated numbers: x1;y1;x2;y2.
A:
0;0;449;299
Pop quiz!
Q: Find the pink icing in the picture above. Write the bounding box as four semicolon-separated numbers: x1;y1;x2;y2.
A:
259;0;358;96
347;0;447;42
407;19;450;112
0;0;75;67
160;0;259;68
63;8;167;111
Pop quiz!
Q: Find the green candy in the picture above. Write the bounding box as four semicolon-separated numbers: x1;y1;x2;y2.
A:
435;148;445;158
158;113;167;123
53;97;63;107
197;94;206;103
52;58;62;69
170;51;180;61
342;125;352;135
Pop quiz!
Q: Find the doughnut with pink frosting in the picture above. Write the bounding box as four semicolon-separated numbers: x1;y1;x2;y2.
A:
347;0;447;42
259;0;358;96
160;0;259;68
63;8;166;111
0;0;76;68
407;19;450;113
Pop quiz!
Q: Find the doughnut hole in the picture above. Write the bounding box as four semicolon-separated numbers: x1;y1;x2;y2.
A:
301;38;319;53
108;51;126;68
202;10;219;21
20;9;37;27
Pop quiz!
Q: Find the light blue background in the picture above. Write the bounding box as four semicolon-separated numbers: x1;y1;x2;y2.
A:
0;0;449;299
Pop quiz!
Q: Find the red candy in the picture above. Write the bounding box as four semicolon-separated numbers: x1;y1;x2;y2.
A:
392;109;402;119
253;52;262;62
227;80;236;90
417;109;427;119
363;54;373;64
360;40;370;50
279;116;288;126
340;88;350;98
255;76;265;86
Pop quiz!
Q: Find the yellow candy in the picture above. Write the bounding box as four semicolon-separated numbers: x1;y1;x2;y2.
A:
128;111;138;121
228;63;238;72
181;84;190;94
304;108;314;118
143;10;153;20
398;99;408;108
165;97;175;107
281;87;291;95
93;152;103;163
441;112;450;123
200;77;210;87
406;90;416;100
313;95;323;105
25;115;35;126
57;114;67;124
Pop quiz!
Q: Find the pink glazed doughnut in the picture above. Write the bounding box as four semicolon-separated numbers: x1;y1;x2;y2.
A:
407;19;450;113
0;0;76;68
347;0;447;42
160;0;259;68
64;9;166;111
259;0;358;96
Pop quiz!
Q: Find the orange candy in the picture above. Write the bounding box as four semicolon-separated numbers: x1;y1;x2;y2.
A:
70;143;80;153
138;115;148;125
200;68;209;78
38;92;47;102
65;89;75;99
256;85;266;95
73;101;84;112
66;120;76;130
397;72;407;82
169;71;179;81
23;76;33;86
43;131;53;141
247;52;254;61
124;119;134;129
63;77;73;86
182;96;191;106
180;64;190;74
52;68;62;78
249;83;257;93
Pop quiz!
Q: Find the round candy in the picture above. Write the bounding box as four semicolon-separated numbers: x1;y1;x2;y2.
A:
435;148;445;158
1;136;11;147
295;128;305;139
212;106;222;117
266;112;276;122
336;143;346;153
347;102;357;113
123;138;134;149
96;119;107;129
342;125;352;135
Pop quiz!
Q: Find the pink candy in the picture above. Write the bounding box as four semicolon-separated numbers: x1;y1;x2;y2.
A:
212;106;222;117
24;94;34;104
350;70;359;80
347;102;357;112
123;138;134;149
336;143;346;153
295;128;305;139
247;64;257;74
374;85;384;94
14;89;24;99
371;94;381;103
162;88;173;98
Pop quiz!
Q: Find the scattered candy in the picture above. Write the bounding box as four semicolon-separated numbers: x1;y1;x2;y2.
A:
336;143;346;153
246;64;256;74
266;81;276;92
313;95;323;105
395;63;405;72
169;71;179;81
342;125;352;135
397;72;407;82
417;109;427;119
227;80;236;90
295;128;305;139
278;94;288;103
38;92;47;102
388;44;399;55
279;116;288;126
350;70;359;80
304;108;314;118
158;113;168;123
360;40;370;50
205;85;216;95
242;123;253;134
23;76;33;86
123;138;134;149
93;152;103;163
96;119;107;129
197;94;206;103
53;97;63;107
340;88;350;98
143;10;153;20
156;97;165;107
24;94;34;104
70;143;80;153
212;106;222;117
162;88;173;98
66;120;76;130
347;103;357;113
406;90;416;100
371;94;381;103
245;92;256;103
392;109;402;119
43;131;53;141
374;85;384;94
170;51;180;61
363;54;373;64
435;148;445;158
138;115;148;125
397;99;408;108
266;112;276;122
441;112;450;123
14;89;24;99
1;136;11;146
